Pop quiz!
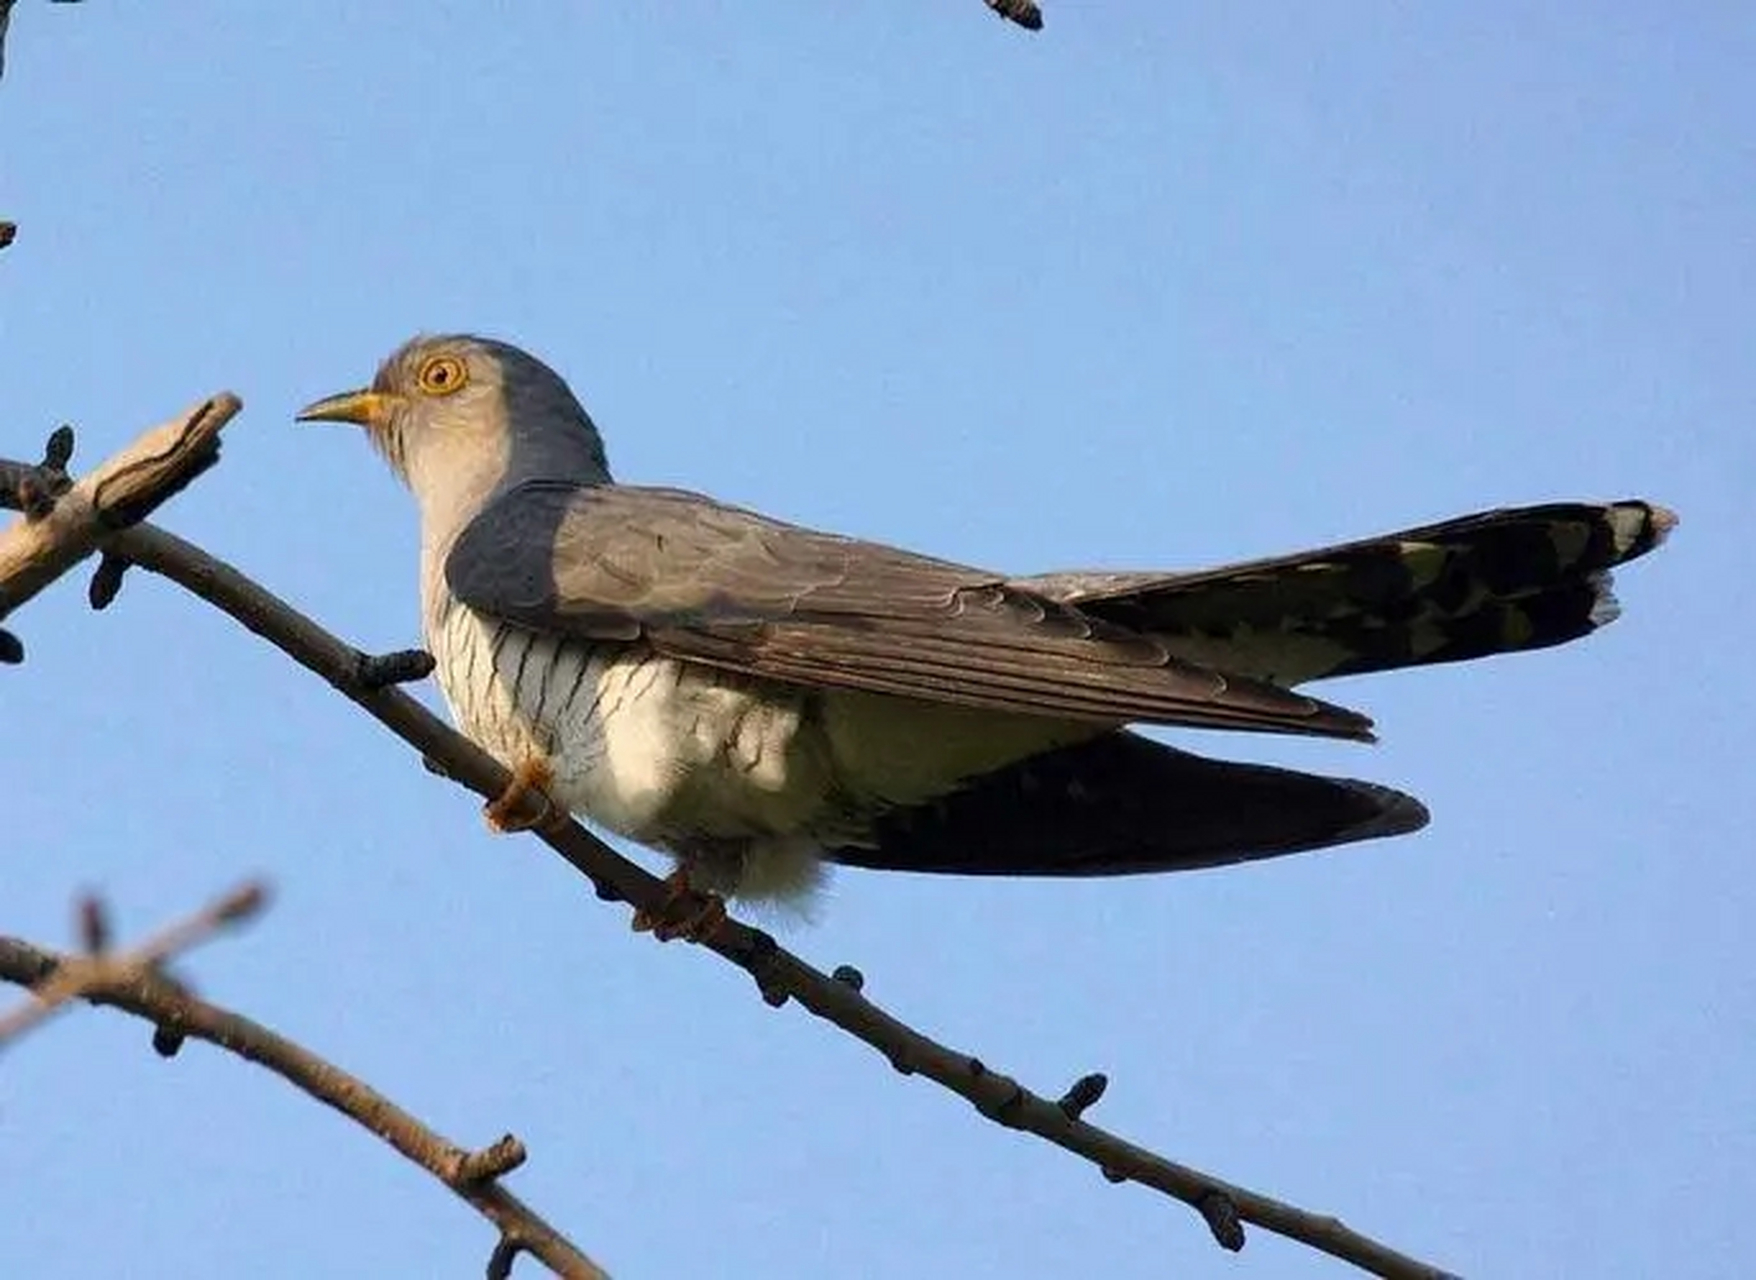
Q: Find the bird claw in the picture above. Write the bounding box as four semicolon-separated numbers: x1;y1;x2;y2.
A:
632;870;728;943
484;758;570;834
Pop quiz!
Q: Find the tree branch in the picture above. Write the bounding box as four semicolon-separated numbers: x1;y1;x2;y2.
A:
0;881;266;1046
0;397;240;658
2;407;1458;1278
0;887;609;1280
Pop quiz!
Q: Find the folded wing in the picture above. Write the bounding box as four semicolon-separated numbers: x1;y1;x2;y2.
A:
444;480;1375;740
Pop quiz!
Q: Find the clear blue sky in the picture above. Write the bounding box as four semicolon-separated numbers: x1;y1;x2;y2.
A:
4;6;1750;1277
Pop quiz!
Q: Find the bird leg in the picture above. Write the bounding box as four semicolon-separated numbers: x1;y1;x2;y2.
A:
483;757;570;835
631;869;728;944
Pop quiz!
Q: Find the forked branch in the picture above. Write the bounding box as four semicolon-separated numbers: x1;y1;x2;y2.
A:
0;888;607;1280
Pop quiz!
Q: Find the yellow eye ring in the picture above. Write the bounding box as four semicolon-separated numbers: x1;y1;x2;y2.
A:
416;354;468;397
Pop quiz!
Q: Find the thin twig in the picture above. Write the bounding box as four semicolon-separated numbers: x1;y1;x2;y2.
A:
0;881;266;1046
0;897;607;1280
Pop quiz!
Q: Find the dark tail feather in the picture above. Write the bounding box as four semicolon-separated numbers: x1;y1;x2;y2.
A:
827;731;1428;878
1018;500;1676;686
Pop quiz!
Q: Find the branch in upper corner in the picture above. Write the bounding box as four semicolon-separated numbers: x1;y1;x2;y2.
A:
0;886;608;1280
66;519;1456;1280
984;0;1043;31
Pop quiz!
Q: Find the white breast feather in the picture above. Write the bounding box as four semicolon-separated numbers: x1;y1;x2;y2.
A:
426;599;1089;908
428;601;828;847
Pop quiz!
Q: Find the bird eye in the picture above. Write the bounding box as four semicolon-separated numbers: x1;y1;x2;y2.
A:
416;355;468;396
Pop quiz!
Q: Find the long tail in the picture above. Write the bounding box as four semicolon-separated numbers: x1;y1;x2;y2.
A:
827;731;1428;878
1017;500;1675;687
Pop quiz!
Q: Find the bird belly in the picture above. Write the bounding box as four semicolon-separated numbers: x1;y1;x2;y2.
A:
428;604;1097;905
427;603;836;854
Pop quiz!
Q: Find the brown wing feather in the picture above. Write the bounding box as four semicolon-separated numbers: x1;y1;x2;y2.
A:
444;481;1375;741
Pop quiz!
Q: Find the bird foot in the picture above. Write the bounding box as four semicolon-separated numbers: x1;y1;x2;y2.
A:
484;757;570;835
631;869;728;944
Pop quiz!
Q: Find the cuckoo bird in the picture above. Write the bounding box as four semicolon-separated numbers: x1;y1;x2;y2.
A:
300;335;1674;935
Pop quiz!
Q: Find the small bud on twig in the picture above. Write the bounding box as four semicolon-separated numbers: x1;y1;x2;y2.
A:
451;1134;528;1185
1198;1191;1245;1251
357;647;436;690
77;893;111;954
1056;1072;1108;1119
88;552;132;610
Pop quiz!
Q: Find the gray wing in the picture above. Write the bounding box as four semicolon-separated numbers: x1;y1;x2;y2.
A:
443;480;1374;740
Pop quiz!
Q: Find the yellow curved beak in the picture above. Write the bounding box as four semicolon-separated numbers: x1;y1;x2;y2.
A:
296;388;397;428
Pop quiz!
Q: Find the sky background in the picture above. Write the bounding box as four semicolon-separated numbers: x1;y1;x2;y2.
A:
3;4;1751;1277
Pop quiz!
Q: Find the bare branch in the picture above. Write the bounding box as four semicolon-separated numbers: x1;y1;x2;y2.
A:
0;401;241;643
0;881;266;1047
82;518;1455;1280
0;406;1455;1275
0;423;73;658
0;892;608;1280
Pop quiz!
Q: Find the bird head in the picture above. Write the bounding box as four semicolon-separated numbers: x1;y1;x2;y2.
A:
299;334;612;526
